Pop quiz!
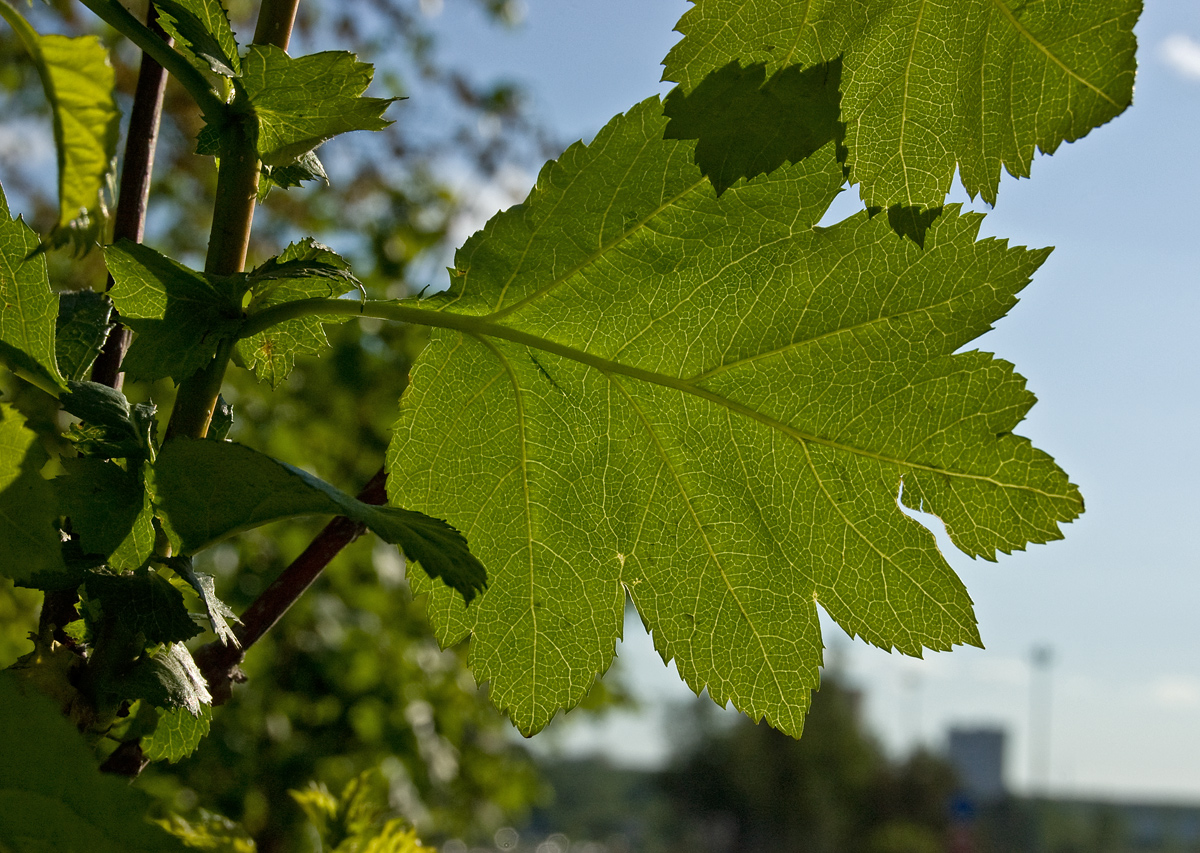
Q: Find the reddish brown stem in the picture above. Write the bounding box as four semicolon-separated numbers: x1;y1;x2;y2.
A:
89;4;171;391
195;467;388;703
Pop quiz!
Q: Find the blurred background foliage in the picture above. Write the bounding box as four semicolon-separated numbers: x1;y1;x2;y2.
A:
0;1;572;850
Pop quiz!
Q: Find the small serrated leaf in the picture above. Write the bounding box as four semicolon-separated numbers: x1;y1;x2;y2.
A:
236;239;359;387
123;642;212;716
239;46;394;167
0;182;62;387
154;438;486;602
142;703;213;762
106;240;245;383
155;0;241;78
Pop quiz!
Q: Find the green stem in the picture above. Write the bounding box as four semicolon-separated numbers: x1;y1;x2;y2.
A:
75;0;226;120
163;0;300;440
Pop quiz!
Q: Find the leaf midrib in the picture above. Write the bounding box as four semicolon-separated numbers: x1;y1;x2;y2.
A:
375;301;1074;504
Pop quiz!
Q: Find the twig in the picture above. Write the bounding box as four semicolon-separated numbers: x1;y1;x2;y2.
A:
195;467;388;704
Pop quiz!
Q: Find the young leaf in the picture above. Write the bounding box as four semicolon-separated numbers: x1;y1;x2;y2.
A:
237;239;360;387
0;672;189;853
61;380;146;458
385;99;1082;736
55;290;114;381
155;0;241;78
153;438;487;602
0;4;120;237
106;239;245;382
662;0;1140;209
0;403;67;587
238;45;394;167
141;704;213;763
0;182;62;387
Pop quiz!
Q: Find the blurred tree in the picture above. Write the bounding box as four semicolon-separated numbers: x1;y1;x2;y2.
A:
659;678;957;853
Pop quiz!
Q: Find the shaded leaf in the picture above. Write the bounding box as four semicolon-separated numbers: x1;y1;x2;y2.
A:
385;100;1081;736
662;0;1140;209
106;239;245;383
142;704;213;763
0;403;67;587
85;568;203;645
209;393;234;441
0;671;188;853
663;58;844;194
55;457;153;568
55;290;114;381
155;438;486;602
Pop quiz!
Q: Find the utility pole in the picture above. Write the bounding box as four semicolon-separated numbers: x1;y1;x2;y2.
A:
1028;645;1054;795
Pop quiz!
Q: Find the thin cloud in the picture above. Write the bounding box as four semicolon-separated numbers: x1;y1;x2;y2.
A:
1162;33;1200;80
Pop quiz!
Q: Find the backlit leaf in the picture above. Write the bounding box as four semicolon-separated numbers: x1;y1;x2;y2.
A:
156;0;240;78
238;46;394;167
385;99;1081;736
0;182;61;387
662;0;1140;210
142;704;213;763
0;4;119;235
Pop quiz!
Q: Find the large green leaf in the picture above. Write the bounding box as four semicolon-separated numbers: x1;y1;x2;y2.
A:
0;3;119;234
0;671;188;853
661;0;1140;210
0;404;67;587
0;183;61;387
238;46;394;167
154;438;487;602
55;457;154;569
385;99;1081;736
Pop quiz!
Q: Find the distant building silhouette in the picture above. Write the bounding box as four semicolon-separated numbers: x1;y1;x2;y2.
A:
948;726;1006;803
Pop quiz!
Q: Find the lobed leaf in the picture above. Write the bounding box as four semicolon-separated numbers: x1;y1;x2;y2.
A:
164;556;240;647
154;438;487;602
0;671;188;852
662;0;1140;210
385;99;1082;736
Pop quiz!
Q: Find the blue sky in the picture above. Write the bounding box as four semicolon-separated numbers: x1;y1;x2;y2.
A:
412;0;1200;800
